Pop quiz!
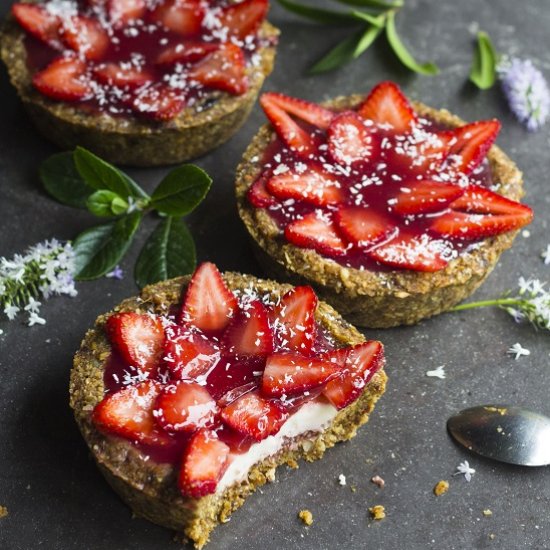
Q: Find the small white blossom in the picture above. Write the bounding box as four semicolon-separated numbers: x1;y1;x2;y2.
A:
507;342;530;360
426;365;446;379
453;460;476;482
24;297;42;313
28;312;46;327
4;304;19;320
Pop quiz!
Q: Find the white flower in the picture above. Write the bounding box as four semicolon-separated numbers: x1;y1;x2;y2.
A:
24;297;42;313
4;304;19;320
28;312;46;327
453;460;476;482
542;244;550;265
426;365;446;379
507;342;530;360
518;276;532;294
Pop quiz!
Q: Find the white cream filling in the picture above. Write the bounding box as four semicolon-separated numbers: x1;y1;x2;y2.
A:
216;400;338;492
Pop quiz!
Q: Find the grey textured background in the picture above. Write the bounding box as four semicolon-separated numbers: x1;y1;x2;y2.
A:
1;1;550;549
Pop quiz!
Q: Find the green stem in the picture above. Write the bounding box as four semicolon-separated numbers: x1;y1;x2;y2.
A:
449;297;524;312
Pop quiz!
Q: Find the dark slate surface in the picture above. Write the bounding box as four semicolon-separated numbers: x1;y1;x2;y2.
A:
1;1;550;549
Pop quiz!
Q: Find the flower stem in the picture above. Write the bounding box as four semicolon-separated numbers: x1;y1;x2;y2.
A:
450;298;525;312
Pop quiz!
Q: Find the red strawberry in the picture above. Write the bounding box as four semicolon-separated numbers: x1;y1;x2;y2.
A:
391;180;465;216
266;165;344;207
220;390;288;441
188;43;248;95
269;286;317;354
223;300;273;356
217;381;257;408
93;62;153;89
155;41;218;66
105;312;165;374
178;429;230;498
449;185;533;218
32;57;92;102
61;16;109;61
217;0;268;40
153;381;218;432
440;120;500;174
357;81;417;132
247;173;278;208
262;352;342;397
12;3;61;47
92;380;175;446
368;231;449;272
285;212;348;257
108;0;146;26
323;341;384;409
150;0;204;36
260;93;335;155
130;86;186;121
335;206;395;248
179;262;238;332
327;111;379;166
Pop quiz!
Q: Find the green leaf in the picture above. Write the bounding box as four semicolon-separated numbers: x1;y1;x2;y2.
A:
73;212;141;280
150;164;212;217
39;152;94;208
336;0;404;9
134;217;196;289
385;12;439;75
351;10;385;27
86;190;129;217
277;0;364;24
469;31;498;90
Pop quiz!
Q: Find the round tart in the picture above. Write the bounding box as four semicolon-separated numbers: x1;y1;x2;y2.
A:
70;262;387;548
235;81;533;328
1;0;278;166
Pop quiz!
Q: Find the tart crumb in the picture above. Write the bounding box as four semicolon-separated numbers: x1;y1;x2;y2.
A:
0;506;8;519
371;475;385;488
286;458;299;469
433;480;449;496
350;485;357;493
483;406;507;416
483;509;493;517
298;510;313;526
338;474;346;486
489;534;496;540
369;505;386;520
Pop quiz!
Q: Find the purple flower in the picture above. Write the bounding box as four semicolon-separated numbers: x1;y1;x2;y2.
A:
105;266;124;280
498;57;550;131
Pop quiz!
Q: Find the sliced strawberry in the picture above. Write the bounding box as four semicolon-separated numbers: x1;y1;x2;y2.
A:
179;262;238;332
262;352;341;398
188;43;248;95
220;390;288;441
335;206;395;248
108;0;146;26
247;173;278;208
32;57;92;102
285;212;348;257
92;380;174;446
130;85;186;121
61;16;109;61
217;381;257;408
391;180;465;216
178;429;230;498
449;185;533;218
368;231;449;272
357;81;417;133
150;0;204;36
223;300;273;356
260;93;335;155
270;286;317;354
440;120;500;174
217;0;268;40
155;41;218;66
327;111;379;166
266;165;344;207
323;341;384;410
153;381;218;432
12;3;61;47
105;312;165;374
93;62;153;89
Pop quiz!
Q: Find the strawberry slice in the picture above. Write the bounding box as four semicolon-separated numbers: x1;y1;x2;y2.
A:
153;381;218;432
440;120;500;174
357;81;417;132
449;185;533;218
32;57;92;102
260;93;335;155
335;206;395;248
270;286;317;354
217;0;268;40
266;165;344;207
12;3;61;47
179;262;238;332
155;41;218;66
108;0;146;27
150;0;204;36
262;352;342;398
188;43;248;95
92;380;175;446
323;341;384;410
223;300;273;356
247;173;278;208
391;180;465;216
130;86;186;121
178;429;230;498
368;231;449;272
61;16;109;61
327;111;379;166
285;212;348;257
220;390;288;441
93;62;153;89
105;312;165;374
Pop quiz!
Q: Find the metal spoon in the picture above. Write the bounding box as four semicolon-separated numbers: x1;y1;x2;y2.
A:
447;405;550;466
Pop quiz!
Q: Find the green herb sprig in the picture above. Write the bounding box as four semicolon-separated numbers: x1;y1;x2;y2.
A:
277;0;439;75
469;31;498;89
40;147;212;288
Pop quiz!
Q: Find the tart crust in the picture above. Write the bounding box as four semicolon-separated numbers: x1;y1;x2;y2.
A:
70;273;387;548
235;95;525;328
0;7;279;166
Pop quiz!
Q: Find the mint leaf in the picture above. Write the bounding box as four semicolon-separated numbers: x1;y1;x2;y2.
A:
277;0;364;24
385;12;439;75
73;212;141;280
135;217;196;289
336;0;403;9
469;31;498;90
40;152;94;208
86;190;129;217
150;164;212;217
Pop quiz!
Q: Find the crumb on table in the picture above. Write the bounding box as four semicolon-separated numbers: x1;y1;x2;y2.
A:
298;510;313;526
371;475;385;489
0;506;8;519
483;509;493;517
286;458;299;470
369;505;386;520
434;480;449;496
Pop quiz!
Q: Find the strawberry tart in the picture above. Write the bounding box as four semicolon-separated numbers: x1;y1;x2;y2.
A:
235;81;533;327
70;262;387;547
1;0;278;165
